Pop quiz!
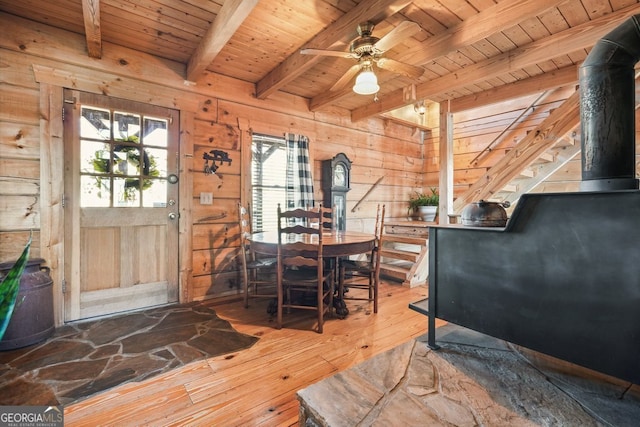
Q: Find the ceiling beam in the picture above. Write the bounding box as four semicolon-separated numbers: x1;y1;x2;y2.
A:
186;0;259;82
448;65;578;113
255;0;414;100
310;0;567;111
412;0;568;67
350;2;640;121
81;0;102;59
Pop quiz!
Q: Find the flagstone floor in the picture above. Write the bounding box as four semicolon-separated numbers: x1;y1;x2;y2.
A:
299;324;640;427
0;303;259;406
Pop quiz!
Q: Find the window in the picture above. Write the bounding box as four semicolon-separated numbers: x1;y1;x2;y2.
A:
79;106;169;207
251;133;315;232
251;134;288;232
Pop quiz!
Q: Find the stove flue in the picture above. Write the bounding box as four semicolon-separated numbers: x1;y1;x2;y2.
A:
580;14;640;191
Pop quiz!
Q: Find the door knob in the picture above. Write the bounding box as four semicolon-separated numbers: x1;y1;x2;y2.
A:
168;212;178;220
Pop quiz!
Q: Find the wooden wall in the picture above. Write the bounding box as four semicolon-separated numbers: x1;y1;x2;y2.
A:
0;13;424;312
2;12;638;319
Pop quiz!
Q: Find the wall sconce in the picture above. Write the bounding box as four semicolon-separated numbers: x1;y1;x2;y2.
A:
414;100;427;115
203;149;232;175
353;64;380;95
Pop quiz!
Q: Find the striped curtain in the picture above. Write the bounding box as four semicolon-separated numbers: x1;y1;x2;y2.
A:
285;133;315;209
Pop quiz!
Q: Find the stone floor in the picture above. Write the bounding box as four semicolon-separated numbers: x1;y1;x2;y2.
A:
0;303;259;406
298;324;640;426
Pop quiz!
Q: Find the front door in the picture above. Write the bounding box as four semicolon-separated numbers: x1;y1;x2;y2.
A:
63;90;180;321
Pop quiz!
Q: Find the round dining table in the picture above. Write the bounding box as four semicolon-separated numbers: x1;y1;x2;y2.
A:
248;230;374;319
248;230;375;257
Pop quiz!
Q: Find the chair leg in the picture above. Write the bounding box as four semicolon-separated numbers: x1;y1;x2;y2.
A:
317;283;323;334
243;270;250;309
276;280;283;330
328;277;334;317
373;276;378;314
338;264;345;300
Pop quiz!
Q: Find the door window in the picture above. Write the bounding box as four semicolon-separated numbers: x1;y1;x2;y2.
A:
79;106;169;208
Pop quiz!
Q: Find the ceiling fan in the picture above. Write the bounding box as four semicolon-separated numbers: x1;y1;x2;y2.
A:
300;21;424;95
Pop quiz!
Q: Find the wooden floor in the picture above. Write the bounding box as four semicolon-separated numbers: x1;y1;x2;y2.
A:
64;280;431;426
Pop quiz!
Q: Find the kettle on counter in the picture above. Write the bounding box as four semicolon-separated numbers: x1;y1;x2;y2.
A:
461;200;510;227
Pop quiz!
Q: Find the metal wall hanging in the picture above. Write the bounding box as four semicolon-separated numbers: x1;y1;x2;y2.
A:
203;150;232;175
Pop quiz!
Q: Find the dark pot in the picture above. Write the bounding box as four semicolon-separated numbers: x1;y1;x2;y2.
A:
461;200;510;227
0;258;54;350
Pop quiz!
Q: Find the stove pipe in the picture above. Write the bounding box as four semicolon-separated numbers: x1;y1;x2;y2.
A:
579;14;640;191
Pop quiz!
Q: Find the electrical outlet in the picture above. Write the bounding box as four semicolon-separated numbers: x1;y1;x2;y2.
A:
200;192;213;205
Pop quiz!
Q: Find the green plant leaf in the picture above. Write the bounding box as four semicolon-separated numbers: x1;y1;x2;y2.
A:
0;237;32;340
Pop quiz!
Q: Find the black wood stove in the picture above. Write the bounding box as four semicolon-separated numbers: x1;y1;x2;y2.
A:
412;14;640;385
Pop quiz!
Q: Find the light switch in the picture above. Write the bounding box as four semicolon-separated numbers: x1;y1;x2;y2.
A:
200;192;213;205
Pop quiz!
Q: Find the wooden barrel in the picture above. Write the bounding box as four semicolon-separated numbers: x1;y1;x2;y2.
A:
0;258;54;350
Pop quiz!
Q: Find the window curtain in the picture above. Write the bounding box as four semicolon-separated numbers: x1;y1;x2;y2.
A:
285;133;315;209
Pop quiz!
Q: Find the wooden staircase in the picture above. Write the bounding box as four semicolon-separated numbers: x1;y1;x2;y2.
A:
375;90;583;287
452;89;582;215
378;221;430;287
453;75;639;214
493;131;581;212
376;90;584;287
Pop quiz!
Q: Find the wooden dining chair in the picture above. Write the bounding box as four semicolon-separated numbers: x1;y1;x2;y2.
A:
339;204;385;313
305;204;334;230
238;203;277;308
317;205;334;230
276;204;334;333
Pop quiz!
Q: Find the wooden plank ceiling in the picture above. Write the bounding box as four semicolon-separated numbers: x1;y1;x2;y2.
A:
1;0;639;120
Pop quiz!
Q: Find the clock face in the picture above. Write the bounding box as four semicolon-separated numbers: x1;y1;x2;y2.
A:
333;163;346;187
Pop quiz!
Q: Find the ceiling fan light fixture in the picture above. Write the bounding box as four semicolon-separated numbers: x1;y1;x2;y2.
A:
353;67;379;95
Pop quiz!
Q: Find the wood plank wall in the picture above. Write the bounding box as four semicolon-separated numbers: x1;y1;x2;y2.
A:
0;44;43;260
0;13;424;309
1;12;638;314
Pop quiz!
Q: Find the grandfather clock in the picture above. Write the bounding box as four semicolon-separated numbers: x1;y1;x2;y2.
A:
322;153;352;231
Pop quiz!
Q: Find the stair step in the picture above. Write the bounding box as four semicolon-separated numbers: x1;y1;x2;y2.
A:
555;133;578;147
377;221;431;286
385;222;431;237
535;152;555;163
380;263;411;281
500;183;518;193
492;192;512;202
383;234;427;246
518;168;535;179
380;248;418;262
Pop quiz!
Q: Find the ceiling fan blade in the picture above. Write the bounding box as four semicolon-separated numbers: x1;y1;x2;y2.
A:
300;48;354;59
330;64;362;91
373;21;421;53
376;58;424;79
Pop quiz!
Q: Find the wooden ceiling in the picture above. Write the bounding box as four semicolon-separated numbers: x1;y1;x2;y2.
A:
1;0;639;121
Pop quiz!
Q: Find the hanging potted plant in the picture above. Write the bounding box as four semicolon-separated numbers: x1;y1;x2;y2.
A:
408;188;439;221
